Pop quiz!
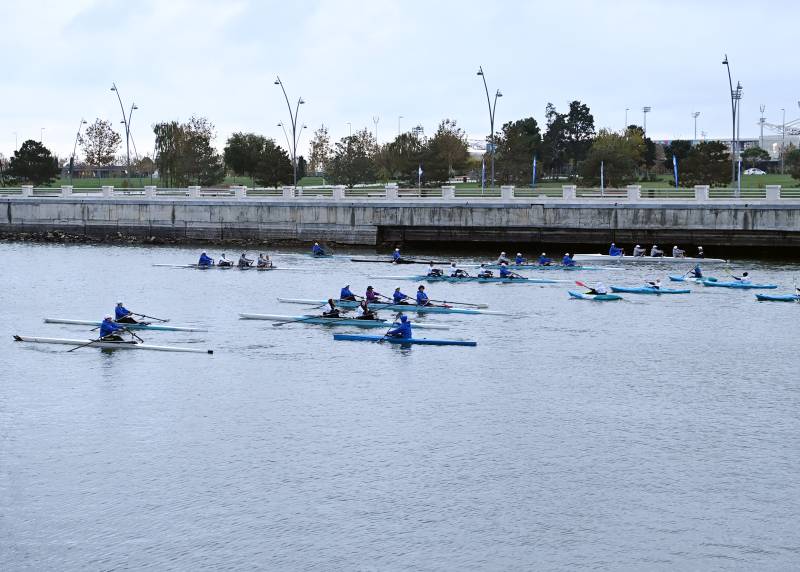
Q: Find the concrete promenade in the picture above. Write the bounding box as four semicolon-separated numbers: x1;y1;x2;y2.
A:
3;191;800;248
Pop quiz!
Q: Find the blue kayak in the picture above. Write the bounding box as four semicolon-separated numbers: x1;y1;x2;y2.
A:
333;333;477;346
610;285;691;295
701;280;778;290
668;275;716;283
568;290;622;301
755;293;800;302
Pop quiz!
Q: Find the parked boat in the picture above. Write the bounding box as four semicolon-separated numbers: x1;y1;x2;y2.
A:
277;298;506;315
239;313;449;329
568;290;623;301
609;286;691;295
43;318;207;332
332;333;477;346
754;293;800;302
573;254;727;264
13;335;213;354
701;280;778;290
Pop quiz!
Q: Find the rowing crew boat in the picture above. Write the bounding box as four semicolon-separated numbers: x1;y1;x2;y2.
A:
239;313;450;330
277;298;506;315
43;318;207;332
369;275;566;284
568;290;623;301
755;293;800;302
152;264;292;271
466;263;600;271
332;333;477;346
572;253;727;264
609;286;691;295
13;335;213;354
700;279;778;290
351;258;451;265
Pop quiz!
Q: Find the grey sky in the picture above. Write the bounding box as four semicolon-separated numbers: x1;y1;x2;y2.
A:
1;0;798;159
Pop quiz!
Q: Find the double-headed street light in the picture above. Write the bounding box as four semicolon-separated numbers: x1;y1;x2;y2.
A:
70;118;88;183
476;66;502;188
642;107;651;137
692;112;700;142
111;82;138;182
274;76;305;187
722;55;741;187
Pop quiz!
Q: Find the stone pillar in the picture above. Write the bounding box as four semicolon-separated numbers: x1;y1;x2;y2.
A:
562;185;576;200
21;185;33;197
60;185;73;197
282;186;295;198
102;185;114;198
441;185;455;199
144;185;157;198
385;183;398;200
500;185;514;200
694;185;709;201
765;185;781;200
232;185;246;199
626;185;641;200
188;186;201;198
332;185;346;200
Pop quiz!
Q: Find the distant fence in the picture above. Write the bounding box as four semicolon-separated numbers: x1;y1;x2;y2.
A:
1;183;799;202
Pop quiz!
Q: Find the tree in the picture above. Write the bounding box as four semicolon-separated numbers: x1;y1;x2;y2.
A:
786;147;800;181
80;119;121;166
741;146;770;168
224;132;267;181
495;117;542;184
327;129;378;187
680;141;732;187
153;116;225;187
541;103;568;177
6;140;60;185
296;156;307;180
579;129;641;187
564;100;595;171
135;156;156;177
421;119;469;183
252;139;292;188
662;140;693;171
307;125;332;175
374;132;425;183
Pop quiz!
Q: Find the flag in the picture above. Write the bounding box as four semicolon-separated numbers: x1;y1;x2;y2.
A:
600;160;604;192
737;158;742;193
672;155;679;189
481;157;486;192
532;156;537;189
418;164;422;187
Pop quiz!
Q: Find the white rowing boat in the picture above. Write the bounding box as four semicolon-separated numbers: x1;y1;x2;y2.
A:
277;298;507;315
152;264;306;271
13;335;213;354
572;254;727;264
239;313;450;330
43;318;207;332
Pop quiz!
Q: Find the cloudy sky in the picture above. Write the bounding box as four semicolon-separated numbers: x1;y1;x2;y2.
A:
1;0;798;159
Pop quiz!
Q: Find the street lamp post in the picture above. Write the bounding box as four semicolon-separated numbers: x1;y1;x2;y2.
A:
692;112;700;142
781;107;786;174
642;107;651;137
40;127;45;143
722;55;739;186
70;118;87;183
476;66;502;188
346;122;352;137
759;105;766;150
398;115;403;137
110;82;137;184
625;108;629;129
274;76;305;187
373;116;380;144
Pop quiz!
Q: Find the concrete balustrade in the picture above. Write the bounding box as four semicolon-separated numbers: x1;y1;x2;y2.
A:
61;185;73;197
282;186;295;199
102;185;114;198
766;185;781;200
562;185;576;200
232;185;247;199
695;185;709;201
21;185;33;197
501;185;514;200
385;183;399;200
627;185;641;200
144;186;157;198
442;185;455;199
333;185;346;200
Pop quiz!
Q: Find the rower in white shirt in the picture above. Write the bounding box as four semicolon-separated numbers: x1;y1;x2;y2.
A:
496;251;510;264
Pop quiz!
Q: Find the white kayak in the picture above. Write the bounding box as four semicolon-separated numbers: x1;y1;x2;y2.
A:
239;313;450;330
13;335;213;354
43;318;207;332
572;253;727;264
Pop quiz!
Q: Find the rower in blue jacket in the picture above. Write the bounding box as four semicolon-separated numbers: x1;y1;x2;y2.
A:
340;284;357;301
537;252;552;266
416;285;431;306
386;315;412;339
100;316;125;341
312;242;326;256
609;243;624;256
499;262;522;279
392;248;402;261
115;302;137;324
691;264;703;278
198;252;214;266
514;252;525;265
562;253;576;266
393;287;412;304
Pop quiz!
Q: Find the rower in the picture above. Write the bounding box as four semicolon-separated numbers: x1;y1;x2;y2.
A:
392;248;402;262
256;253;272;268
514;252;525;265
322;299;341;318
416;285;431;306
650;244;664;257
697;246;705;258
449;262;468;278
312;242;326;256
496;251;510;264
587;282;608;295
365;286;382;303
499;262;521;279
609;243;624;256
691;264;703;278
218;253;232;267
427;262;443;277
632;244;646;257
562;253;576;267
115;302;137;324
646;279;662;290
393;287;412;305
672;245;685;258
100;316;125;341
477;264;494;278
198;252;214;267
537;252;552;266
340;284;357;301
732;271;750;282
238;252;254;268
386;314;412;339
356;299;378;320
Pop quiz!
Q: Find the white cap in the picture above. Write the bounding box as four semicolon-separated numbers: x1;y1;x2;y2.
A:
635;245;640;248
395;248;400;251
516;252;522;256
500;251;506;255
105;315;113;320
673;245;678;249
565;253;570;256
541;252;546;256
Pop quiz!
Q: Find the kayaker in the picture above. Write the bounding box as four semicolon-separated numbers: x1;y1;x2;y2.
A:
650;244;664;257
356;300;378;320
449;262;468;278
691;264;703;278
312;242;326;256
322;299;341;318
416;285;431;306
115;302;137;324
632;244;646;257
340;284;357;301
427;262;443;277
198;252;214;267
392;248;402;262
672;245;685;258
609;243;624;256
732;271;750;282
499;262;522;279
385;314;412;339
218;253;233;267
646;279;662;290
537;252;552;266
496;251;510;264
587;282;608;295
477;264;494;278
514;252;525;265
365;286;382;303
238;252;254;268
99;316;125;341
392;287;412;305
562;253;576;267
256;253;272;268
697;246;705;258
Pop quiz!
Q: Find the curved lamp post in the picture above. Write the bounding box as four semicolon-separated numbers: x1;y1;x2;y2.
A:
274;76;305;187
722;55;741;188
70;118;87;183
476;66;502;188
110;82;137;182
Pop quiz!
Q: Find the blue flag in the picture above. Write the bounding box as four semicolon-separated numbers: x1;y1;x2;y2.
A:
481;157;486;193
673;155;679;189
532;156;537;189
600;160;604;192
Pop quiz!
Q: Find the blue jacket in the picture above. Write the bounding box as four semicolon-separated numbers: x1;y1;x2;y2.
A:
392;251;401;260
340;287;355;299
387;319;412;338
393;291;409;303
609;245;623;256
115;305;131;320
537;255;552;265
100;320;123;338
499;266;511;277
416;291;429;304
312;244;325;255
692;266;703;278
562;255;575;266
514;255;525;264
198;253;213;266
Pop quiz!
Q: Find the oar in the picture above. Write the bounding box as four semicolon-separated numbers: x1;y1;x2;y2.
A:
425;298;488;309
121;328;144;343
132;312;169;322
272;301;334;326
67;337;103;352
377;311;404;343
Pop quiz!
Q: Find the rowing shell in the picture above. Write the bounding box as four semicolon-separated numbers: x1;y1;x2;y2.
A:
351;258;451;265
239;313;449;330
13;335;213;354
277;298;506;315
332;333;477;346
369;275;568;284
609;286;691;295
152;264;298;271
44;318;207;332
464;263;600;271
572;253;727;264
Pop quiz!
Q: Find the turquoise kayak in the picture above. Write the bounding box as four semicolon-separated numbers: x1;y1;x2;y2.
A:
701;280;778;290
610;286;691;295
333;333;477;346
755;293;800;302
568;290;622;301
668;275;716;283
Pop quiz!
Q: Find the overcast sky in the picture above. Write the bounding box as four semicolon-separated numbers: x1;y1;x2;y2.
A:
1;0;798;159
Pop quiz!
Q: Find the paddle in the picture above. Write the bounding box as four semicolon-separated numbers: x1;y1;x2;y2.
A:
425;298;487;309
132;312;169;322
67;337;104;352
377;311;404;343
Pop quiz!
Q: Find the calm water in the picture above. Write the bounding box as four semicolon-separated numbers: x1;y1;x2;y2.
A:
1;242;799;571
